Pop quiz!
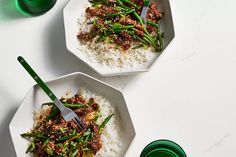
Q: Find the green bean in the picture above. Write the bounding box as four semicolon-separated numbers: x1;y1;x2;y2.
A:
42;139;49;148
132;12;150;35
93;114;100;121
116;0;132;10
132;44;143;49
64;103;84;108
157;34;163;51
42;102;54;106
84;134;91;142
70;149;79;157
57;134;77;142
111;24;134;31
143;36;152;45
143;34;155;43
83;128;92;137
106;9;135;17
66;143;77;155
147;20;164;51
116;0;123;6
87;21;94;25
115;6;127;11
99;114;114;134
147;20;159;28
62;142;69;153
26;140;35;153
120;0;139;9
144;34;157;48
131;27;155;47
123;25;135;29
156;21;164;51
46;102;85;119
47;105;60;120
75;137;83;142
107;29;121;34
43;102;85;108
81;128;93;142
132;12;144;25
21;133;48;139
60;127;68;134
42;102;84;108
99;24;135;37
133;34;148;45
92;3;102;8
46;148;54;155
96;34;106;43
90;0;108;4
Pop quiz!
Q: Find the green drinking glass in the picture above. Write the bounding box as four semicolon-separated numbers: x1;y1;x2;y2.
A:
140;140;187;157
16;0;57;16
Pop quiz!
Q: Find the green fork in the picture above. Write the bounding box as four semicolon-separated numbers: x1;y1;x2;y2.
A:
17;56;84;131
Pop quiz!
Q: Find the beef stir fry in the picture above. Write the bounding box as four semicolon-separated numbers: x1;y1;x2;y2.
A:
21;94;113;157
77;0;164;51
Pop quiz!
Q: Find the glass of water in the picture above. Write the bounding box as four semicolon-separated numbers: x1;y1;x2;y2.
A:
16;0;57;16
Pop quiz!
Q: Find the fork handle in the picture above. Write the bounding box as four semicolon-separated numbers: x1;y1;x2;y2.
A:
17;56;57;101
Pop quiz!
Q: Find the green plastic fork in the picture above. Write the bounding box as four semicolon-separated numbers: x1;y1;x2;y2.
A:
17;56;84;130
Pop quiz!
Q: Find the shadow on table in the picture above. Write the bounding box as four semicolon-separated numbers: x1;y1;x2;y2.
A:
0;105;18;157
44;5;139;89
0;0;25;20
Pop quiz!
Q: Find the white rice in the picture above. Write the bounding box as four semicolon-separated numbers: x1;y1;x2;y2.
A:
34;105;52;127
79;88;123;157
77;2;157;69
34;88;123;157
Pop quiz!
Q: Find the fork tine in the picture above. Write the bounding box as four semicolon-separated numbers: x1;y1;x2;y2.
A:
74;116;84;131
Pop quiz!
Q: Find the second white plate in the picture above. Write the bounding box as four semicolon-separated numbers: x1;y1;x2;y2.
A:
63;0;175;76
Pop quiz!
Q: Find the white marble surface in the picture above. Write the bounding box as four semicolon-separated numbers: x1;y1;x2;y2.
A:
0;0;236;156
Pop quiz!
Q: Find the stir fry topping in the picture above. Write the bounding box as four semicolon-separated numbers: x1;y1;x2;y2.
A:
21;94;113;157
77;0;164;52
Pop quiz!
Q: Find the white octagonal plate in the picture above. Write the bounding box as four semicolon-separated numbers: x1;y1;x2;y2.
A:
9;72;135;157
63;0;175;76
